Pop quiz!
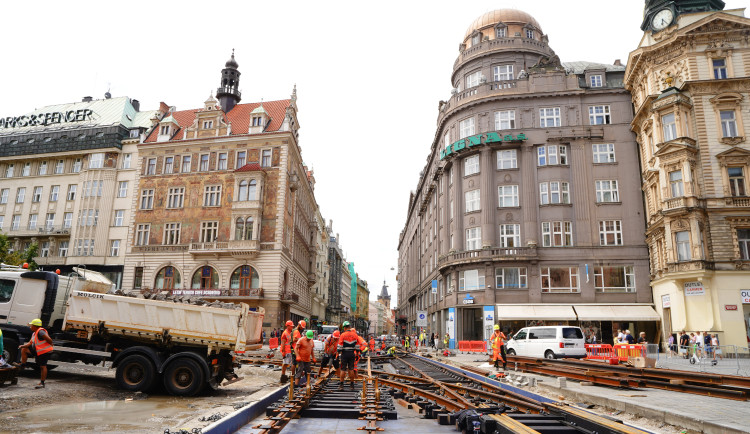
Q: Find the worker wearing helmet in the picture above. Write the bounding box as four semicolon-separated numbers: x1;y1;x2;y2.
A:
369;336;375;352
490;324;507;370
317;329;340;378
404;335;410;352
17;319;54;389
291;320;306;369
387;346;396;356
279;320;295;383
294;330;317;386
337;321;360;389
352;332;368;379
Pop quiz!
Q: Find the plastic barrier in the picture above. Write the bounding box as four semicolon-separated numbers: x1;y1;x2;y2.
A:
458;341;472;353
613;344;646;361
471;341;487;353
585;344;614;360
269;337;279;350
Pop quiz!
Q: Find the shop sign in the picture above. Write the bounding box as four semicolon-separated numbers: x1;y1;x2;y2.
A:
462;294;475;304
662;294;671;308
684;281;705;296
440;131;527;160
725;305;738;311
741;289;750;304
0;109;95;129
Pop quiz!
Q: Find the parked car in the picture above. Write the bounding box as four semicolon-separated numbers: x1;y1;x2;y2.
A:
505;326;585;359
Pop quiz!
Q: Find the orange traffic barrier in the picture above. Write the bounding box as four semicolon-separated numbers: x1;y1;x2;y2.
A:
269;337;279;350
585;344;614;360
458;341;471;353
471;341;487;353
613;344;645;361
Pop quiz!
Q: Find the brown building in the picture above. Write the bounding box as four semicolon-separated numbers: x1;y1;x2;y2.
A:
397;9;658;346
122;54;320;330
625;1;750;347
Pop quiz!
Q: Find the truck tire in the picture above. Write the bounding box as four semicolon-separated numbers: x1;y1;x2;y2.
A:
2;337;18;363
506;349;516;356
116;354;156;392
163;357;205;397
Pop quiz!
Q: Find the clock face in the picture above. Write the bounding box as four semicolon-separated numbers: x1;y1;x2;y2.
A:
652;8;674;31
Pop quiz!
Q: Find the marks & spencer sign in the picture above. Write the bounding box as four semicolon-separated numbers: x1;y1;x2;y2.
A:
0;109;94;129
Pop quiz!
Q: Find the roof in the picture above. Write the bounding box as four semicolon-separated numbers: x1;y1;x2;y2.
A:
464;9;543;40
562;61;626;74
144;99;290;143
234;162;264;172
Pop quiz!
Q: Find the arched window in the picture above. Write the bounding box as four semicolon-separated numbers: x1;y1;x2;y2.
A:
248;180;257;200
238;180;248;201
230;265;260;290
235;217;245;240
191;266;218;289
155;266;181;289
245;217;254;240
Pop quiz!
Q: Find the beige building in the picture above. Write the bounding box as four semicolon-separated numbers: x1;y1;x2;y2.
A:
625;1;750;347
0;96;161;286
310;206;330;323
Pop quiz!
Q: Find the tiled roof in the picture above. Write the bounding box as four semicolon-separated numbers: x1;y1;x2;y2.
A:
144;99;290;143
234;162;264;172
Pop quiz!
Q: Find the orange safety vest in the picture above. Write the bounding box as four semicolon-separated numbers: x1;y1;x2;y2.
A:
324;336;338;356
32;328;54;355
369;339;375;351
490;332;506;352
339;330;360;352
292;328;303;350
280;329;293;355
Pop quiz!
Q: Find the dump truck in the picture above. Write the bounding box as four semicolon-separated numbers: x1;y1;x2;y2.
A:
0;267;264;396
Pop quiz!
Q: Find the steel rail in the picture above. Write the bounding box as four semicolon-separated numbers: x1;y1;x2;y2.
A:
395;355;476;409
376;376;469;412
545;403;658;434
254;368;332;434
489;414;542;434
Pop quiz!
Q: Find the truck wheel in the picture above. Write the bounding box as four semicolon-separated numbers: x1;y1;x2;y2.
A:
163;358;205;397
2;337;18;363
116;354;156;392
506;349;516;356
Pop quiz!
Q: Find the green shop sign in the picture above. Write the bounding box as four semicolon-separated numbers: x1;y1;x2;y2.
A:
440;132;526;160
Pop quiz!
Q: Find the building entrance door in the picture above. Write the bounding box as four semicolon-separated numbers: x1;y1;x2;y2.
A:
461;307;482;340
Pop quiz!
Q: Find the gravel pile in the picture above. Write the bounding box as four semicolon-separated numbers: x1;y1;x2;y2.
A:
108;289;241;310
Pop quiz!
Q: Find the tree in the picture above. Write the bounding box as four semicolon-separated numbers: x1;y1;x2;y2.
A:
0;234;37;270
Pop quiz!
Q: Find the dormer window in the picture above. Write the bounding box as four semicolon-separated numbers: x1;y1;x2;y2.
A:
526;29;534;39
495;26;506;38
160;125;170;135
590;74;603;88
471;33;480;46
252;116;263;127
203;121;213;129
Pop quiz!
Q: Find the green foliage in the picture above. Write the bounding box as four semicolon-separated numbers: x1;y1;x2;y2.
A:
0;234;38;270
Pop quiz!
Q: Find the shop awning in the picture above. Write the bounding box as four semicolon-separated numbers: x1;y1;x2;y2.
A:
573;305;660;321
496;304;577;320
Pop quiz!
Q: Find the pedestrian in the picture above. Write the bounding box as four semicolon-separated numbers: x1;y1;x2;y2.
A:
16;319;54;389
667;334;676;357
294;330;317;386
352;332;367;380
704;332;712;358
679;331;689;358
616;329;624;344
262;329;266;341
490;325;507;370
278;320;294;383
637;332;647;344
337;321;359;390
624;330;635;344
0;328;4;363
712;334;723;360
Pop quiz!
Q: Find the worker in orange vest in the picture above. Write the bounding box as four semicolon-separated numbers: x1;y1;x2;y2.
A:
317;330;340;378
278;320;295;383
292;320;306;370
17;319;54;388
490;324;507;370
380;341;386;353
294;330;317;386
352;332;368;379
369;336;376;352
337;321;360;389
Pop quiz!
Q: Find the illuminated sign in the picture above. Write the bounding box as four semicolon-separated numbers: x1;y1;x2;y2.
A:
440;132;526;160
0;109;94;129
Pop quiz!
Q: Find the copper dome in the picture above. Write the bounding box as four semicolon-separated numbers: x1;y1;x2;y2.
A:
464;9;543;40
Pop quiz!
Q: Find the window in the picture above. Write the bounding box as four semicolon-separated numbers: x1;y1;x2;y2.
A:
541;266;579;292
167;187;185;209
464;154;480;176
200;221;219;242
495;110;515;130
526;29;534;39
55;160;64;174
459;269;485;291
236;151;246;168
675;231;691;261
155;266;182;290
203;120;213;129
595;266;635;292
140;189;154;210
135;224;150;246
32;186;42;203
539;182;570;205
164;156;174;174
203;185;221;207
49;185;59;202
58;241;68;257
662;113;677;141
191;266;218;289
0;189;7;204
146;158;156;175
238;179;258;201
217;152;228;170
450;200;454;219
493;65;514;81
589;105;611;125
465;189;480;212
537;145;567;166
540;107;561;127
497;150;517;169
28;214;37;230
496;267;527;289
499;224;520;247
599;220;623;246
459;118;475;139
590;74;603;87
471;33;480;46
67;184;77;201
89;153;104;169
82;180;102;197
63;212;72;229
728;167;746;196
40;241;49;257
199;154;209;171
465;70;481;88
45;213;55;230
230;265;260;290
738;229;750;260
669;170;684;197
163;223;181;245
595;180;620;202
113;210;124;226
15;187;25;203
713;58;727;79
22;162;30;176
498;185;519;207
38;161;47;175
465;227;481;250
117;181;128;198
11;215;20;230
592;143;616;163
235;217;254;240
252;116;263;127
4;164;13;177
496;26;506;38
72;158;82;173
110;240;120;257
542;221;573;247
720;110;738;137
181;155;192;173
121;153;132;169
261;149;272;167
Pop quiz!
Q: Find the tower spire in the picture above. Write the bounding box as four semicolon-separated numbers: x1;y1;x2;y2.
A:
216;50;241;113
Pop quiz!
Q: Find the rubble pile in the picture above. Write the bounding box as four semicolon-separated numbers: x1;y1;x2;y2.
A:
108;289;241;310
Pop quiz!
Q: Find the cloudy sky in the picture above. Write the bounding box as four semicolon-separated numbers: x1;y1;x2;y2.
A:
0;1;744;305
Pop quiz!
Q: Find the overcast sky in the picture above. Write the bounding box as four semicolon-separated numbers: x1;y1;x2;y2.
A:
1;1;745;306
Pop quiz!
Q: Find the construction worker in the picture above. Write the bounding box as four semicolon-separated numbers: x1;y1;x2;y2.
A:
278;320;294;383
380;341;386;353
490;324;507;370
419;330;425;347
17;319;54;388
387;346;396;356
369;336;376;353
404;335;410;352
444;333;450;349
317;330;340;378
292;320;306;369
352;332;368;379
337;321;359;389
294;330;317;386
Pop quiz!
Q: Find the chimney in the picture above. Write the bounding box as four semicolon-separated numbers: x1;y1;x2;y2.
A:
159;102;170;116
131;99;140;112
82;96;93;102
614;59;622;66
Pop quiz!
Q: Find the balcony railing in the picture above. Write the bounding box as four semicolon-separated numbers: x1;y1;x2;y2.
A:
132;245;189;253
438;246;537;267
666;260;714;274
189;240;259;256
33;256;66;265
731;197;750;207
280;291;299;303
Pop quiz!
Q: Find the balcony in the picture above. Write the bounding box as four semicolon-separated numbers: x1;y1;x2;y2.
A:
666;260;714;274
231;200;262;212
34;256;66;265
662;196;702;212
307;272;316;284
132;245;189;254
730;197;750;207
189;240;259;257
438;246;538;268
280;291;299;303
37;226;71;236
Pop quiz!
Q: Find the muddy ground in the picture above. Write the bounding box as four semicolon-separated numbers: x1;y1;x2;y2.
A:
0;361;281;433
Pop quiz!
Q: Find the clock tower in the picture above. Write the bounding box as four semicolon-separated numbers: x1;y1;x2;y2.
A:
641;0;725;31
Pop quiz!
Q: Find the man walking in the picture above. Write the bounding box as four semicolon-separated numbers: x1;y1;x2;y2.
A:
278;320;294;383
490;325;507;371
317;330;339;378
337;321;361;389
17;319;54;388
294;330;317;386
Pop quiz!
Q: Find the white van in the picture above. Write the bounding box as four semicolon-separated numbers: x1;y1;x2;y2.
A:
506;326;586;359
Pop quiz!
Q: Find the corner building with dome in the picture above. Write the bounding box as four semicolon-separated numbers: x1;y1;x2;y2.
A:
397;10;658;346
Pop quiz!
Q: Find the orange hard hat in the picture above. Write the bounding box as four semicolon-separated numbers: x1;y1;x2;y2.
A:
299;320;306;328
285;320;294;327
333;330;340;338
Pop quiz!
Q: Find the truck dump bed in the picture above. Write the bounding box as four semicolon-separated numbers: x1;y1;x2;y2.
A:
63;291;265;352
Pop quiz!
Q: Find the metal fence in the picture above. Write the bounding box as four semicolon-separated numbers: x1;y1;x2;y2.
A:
653;344;750;376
